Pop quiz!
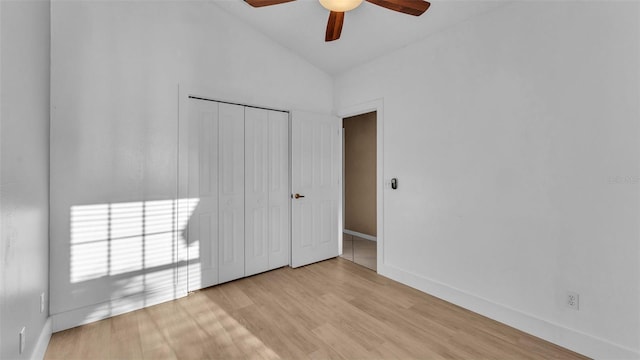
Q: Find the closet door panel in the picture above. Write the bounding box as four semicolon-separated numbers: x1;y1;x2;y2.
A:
245;108;270;276
186;99;219;291
218;103;245;283
268;111;290;269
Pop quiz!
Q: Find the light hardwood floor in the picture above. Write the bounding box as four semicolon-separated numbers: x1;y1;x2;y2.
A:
45;258;588;360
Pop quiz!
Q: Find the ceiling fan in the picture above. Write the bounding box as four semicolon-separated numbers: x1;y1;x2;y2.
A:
244;0;431;42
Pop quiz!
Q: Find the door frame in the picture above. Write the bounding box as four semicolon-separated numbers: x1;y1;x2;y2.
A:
337;99;384;272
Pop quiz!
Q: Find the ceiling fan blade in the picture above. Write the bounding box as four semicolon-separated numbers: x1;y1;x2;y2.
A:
244;0;296;8
365;0;430;16
325;11;344;42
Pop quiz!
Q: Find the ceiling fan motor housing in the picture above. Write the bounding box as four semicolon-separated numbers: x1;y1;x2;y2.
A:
319;0;364;12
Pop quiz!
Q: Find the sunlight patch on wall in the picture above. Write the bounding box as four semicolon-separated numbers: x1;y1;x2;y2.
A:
70;198;199;284
70;204;110;283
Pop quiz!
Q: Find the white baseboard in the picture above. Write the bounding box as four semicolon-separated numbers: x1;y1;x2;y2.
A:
31;317;52;360
378;263;640;360
343;229;376;242
51;286;187;332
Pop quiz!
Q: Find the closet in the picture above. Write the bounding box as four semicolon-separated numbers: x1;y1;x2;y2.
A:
184;97;290;292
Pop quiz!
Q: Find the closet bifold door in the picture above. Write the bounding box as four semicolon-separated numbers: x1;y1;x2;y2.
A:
267;110;290;270
186;98;220;291
245;108;270;276
218;103;245;283
245;109;290;277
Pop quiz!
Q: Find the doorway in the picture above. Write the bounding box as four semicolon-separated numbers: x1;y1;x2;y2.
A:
341;111;377;271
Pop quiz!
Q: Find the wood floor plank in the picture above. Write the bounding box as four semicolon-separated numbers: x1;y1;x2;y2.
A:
311;323;373;359
145;301;210;359
74;318;112;359
217;280;255;310
232;304;307;359
45;326;85;359
177;292;244;359
109;312;144;359
135;307;178;359
45;258;589;360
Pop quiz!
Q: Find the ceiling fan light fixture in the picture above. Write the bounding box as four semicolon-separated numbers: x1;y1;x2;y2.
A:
245;0;431;42
319;0;363;12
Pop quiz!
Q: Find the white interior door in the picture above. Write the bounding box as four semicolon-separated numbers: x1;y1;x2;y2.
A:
291;111;341;268
219;103;245;283
186;98;219;291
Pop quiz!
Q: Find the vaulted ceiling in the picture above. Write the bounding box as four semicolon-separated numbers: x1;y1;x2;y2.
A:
214;0;510;75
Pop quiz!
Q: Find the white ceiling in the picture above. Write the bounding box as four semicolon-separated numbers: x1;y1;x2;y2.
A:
213;0;511;75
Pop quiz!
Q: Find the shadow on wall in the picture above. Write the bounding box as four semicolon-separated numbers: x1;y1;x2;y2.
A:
63;198;201;326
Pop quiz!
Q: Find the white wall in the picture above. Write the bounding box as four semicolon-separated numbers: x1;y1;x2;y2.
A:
0;0;52;358
50;0;333;330
335;2;640;358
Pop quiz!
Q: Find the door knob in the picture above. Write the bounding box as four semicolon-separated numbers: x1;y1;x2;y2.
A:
294;193;305;199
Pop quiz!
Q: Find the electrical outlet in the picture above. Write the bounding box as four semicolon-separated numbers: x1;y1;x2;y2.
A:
19;327;25;354
40;292;45;313
567;291;579;310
